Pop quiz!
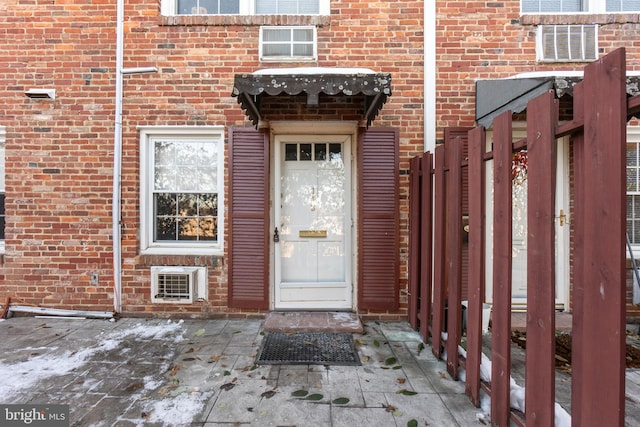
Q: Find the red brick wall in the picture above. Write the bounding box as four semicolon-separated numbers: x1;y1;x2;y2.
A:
0;0;425;318
2;0;638;319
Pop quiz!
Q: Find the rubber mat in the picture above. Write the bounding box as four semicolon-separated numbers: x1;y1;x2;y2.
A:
256;332;361;366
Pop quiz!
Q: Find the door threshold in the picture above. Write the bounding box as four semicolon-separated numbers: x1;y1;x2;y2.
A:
263;311;363;333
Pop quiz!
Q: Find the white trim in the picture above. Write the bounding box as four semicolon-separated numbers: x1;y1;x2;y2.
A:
272;132;354;310
521;0;640;14
161;0;329;16
424;0;436;152
139;126;224;256
627;125;640;258
0;126;4;255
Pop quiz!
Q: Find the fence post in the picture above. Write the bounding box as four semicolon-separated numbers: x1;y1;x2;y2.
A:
408;156;421;330
525;91;558;426
446;137;464;379
491;111;514;426
466;126;485;407
432;144;447;358
420;152;434;343
573;47;627;427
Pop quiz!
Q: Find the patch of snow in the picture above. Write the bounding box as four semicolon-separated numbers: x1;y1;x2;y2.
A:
253;67;376;75
143;390;214;425
456;343;571;427
0;320;185;397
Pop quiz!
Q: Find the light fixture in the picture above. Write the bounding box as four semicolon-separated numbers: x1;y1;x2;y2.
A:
24;88;56;100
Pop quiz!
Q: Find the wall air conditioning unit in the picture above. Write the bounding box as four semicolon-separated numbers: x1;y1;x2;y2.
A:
151;266;207;304
537;24;597;62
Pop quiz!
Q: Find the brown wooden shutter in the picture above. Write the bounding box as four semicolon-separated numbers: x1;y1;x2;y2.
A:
358;127;399;311
444;127;472;301
228;127;269;309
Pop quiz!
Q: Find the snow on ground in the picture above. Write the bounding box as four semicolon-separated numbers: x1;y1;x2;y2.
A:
0;320;185;396
457;344;572;427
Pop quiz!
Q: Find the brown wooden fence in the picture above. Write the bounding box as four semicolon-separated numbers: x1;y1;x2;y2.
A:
408;48;637;426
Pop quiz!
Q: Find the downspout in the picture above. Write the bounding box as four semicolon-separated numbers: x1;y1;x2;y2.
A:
424;0;436;152
112;0;125;314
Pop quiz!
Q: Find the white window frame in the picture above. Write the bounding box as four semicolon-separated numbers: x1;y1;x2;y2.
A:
259;26;317;62
161;0;330;16
627;126;640;256
139;126;224;256
0;126;4;254
522;0;640;14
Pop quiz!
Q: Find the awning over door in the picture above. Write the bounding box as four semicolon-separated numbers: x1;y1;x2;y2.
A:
476;74;640;128
232;67;392;128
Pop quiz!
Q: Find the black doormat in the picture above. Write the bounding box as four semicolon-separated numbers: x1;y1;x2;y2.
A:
256;332;361;366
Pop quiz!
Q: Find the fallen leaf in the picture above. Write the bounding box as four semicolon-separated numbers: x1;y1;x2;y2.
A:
182;357;197;362
374;340;380;347
407;420;418;427
261;390;277;399
392;365;403;370
194;328;206;336
438;371;447;379
384;357;397;366
208;355;222;363
397;389;418;396
306;393;324;401
220;383;236;391
170;365;180;376
332;397;350;405
292;390;309;397
397;378;406;384
185;348;195;354
361;355;370;363
384;404;397;413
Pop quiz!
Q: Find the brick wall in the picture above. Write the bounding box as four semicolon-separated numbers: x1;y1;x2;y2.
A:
0;0;425;317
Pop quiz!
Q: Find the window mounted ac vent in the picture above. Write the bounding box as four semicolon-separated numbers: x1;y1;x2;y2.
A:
151;266;207;304
537;25;597;62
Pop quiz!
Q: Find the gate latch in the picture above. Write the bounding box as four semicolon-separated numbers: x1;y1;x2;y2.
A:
273;227;280;243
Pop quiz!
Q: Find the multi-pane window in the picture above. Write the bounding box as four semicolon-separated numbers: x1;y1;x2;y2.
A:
166;0;327;15
260;26;316;60
522;0;640;12
140;127;224;255
176;0;239;15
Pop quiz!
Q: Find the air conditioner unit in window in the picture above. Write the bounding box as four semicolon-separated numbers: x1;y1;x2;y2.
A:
537;25;597;62
151;266;207;304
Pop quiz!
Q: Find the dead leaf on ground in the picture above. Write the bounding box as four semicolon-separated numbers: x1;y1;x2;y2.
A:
261;389;277;399
220;383;236;391
185;348;195;353
396;378;406;384
384;404;397;413
208;355;222;363
170;365;180;376
438;371;447;379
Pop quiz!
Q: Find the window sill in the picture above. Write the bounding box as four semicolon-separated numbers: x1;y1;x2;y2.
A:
520;13;640;25
161;14;331;27
136;253;222;267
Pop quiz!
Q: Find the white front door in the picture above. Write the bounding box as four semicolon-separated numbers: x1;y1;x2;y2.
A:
274;135;352;310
